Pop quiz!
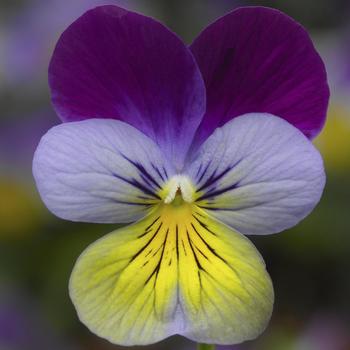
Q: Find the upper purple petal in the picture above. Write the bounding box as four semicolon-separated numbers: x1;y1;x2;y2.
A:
49;5;206;170
190;6;329;148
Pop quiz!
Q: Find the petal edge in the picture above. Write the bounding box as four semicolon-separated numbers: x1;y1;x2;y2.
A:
187;113;326;235
33;119;173;223
190;6;329;149
49;5;206;169
70;203;273;345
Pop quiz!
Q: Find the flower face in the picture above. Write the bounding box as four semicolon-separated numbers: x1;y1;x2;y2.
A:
33;5;329;346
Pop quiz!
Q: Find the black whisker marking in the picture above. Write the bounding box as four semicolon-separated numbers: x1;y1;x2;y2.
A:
194;244;209;260
196;166;232;193
195;163;203;178
112;172;161;200
163;166;168;179
175;225;179;260
196;181;239;202
152;163;165;182
186;229;204;271
181;239;187;256
130;222;163;262
137;216;160;238
112;199;152;206
192;214;217;236
191;223;227;264
197;161;212;183
144;228;169;286
186;229;204;288
120;153;162;190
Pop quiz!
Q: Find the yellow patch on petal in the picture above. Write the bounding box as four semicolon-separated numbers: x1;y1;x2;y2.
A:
70;198;273;345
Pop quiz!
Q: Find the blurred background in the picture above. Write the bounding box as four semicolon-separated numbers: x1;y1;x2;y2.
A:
0;0;349;349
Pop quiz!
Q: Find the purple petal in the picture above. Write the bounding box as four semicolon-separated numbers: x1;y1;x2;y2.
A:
190;7;329;148
33;119;174;223
49;5;206;170
186;113;325;235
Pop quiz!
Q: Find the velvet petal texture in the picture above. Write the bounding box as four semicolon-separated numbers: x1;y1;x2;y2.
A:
187;114;325;235
190;7;329;149
49;5;206;170
33;119;173;223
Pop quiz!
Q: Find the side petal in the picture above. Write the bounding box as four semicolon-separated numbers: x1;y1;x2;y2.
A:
33;119;173;223
49;5;206;169
70;203;273;345
186;113;325;235
190;6;329;148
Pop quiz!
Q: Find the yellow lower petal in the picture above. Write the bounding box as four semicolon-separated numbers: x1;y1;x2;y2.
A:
69;201;273;345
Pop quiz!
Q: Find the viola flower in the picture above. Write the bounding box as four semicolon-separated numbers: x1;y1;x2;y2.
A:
33;5;329;347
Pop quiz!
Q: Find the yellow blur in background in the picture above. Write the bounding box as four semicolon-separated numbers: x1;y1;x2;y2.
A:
0;1;349;349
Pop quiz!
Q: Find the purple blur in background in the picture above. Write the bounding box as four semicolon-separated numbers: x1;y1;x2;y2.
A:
0;0;350;349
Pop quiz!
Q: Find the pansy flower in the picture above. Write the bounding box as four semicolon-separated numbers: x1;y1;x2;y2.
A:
33;5;329;347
